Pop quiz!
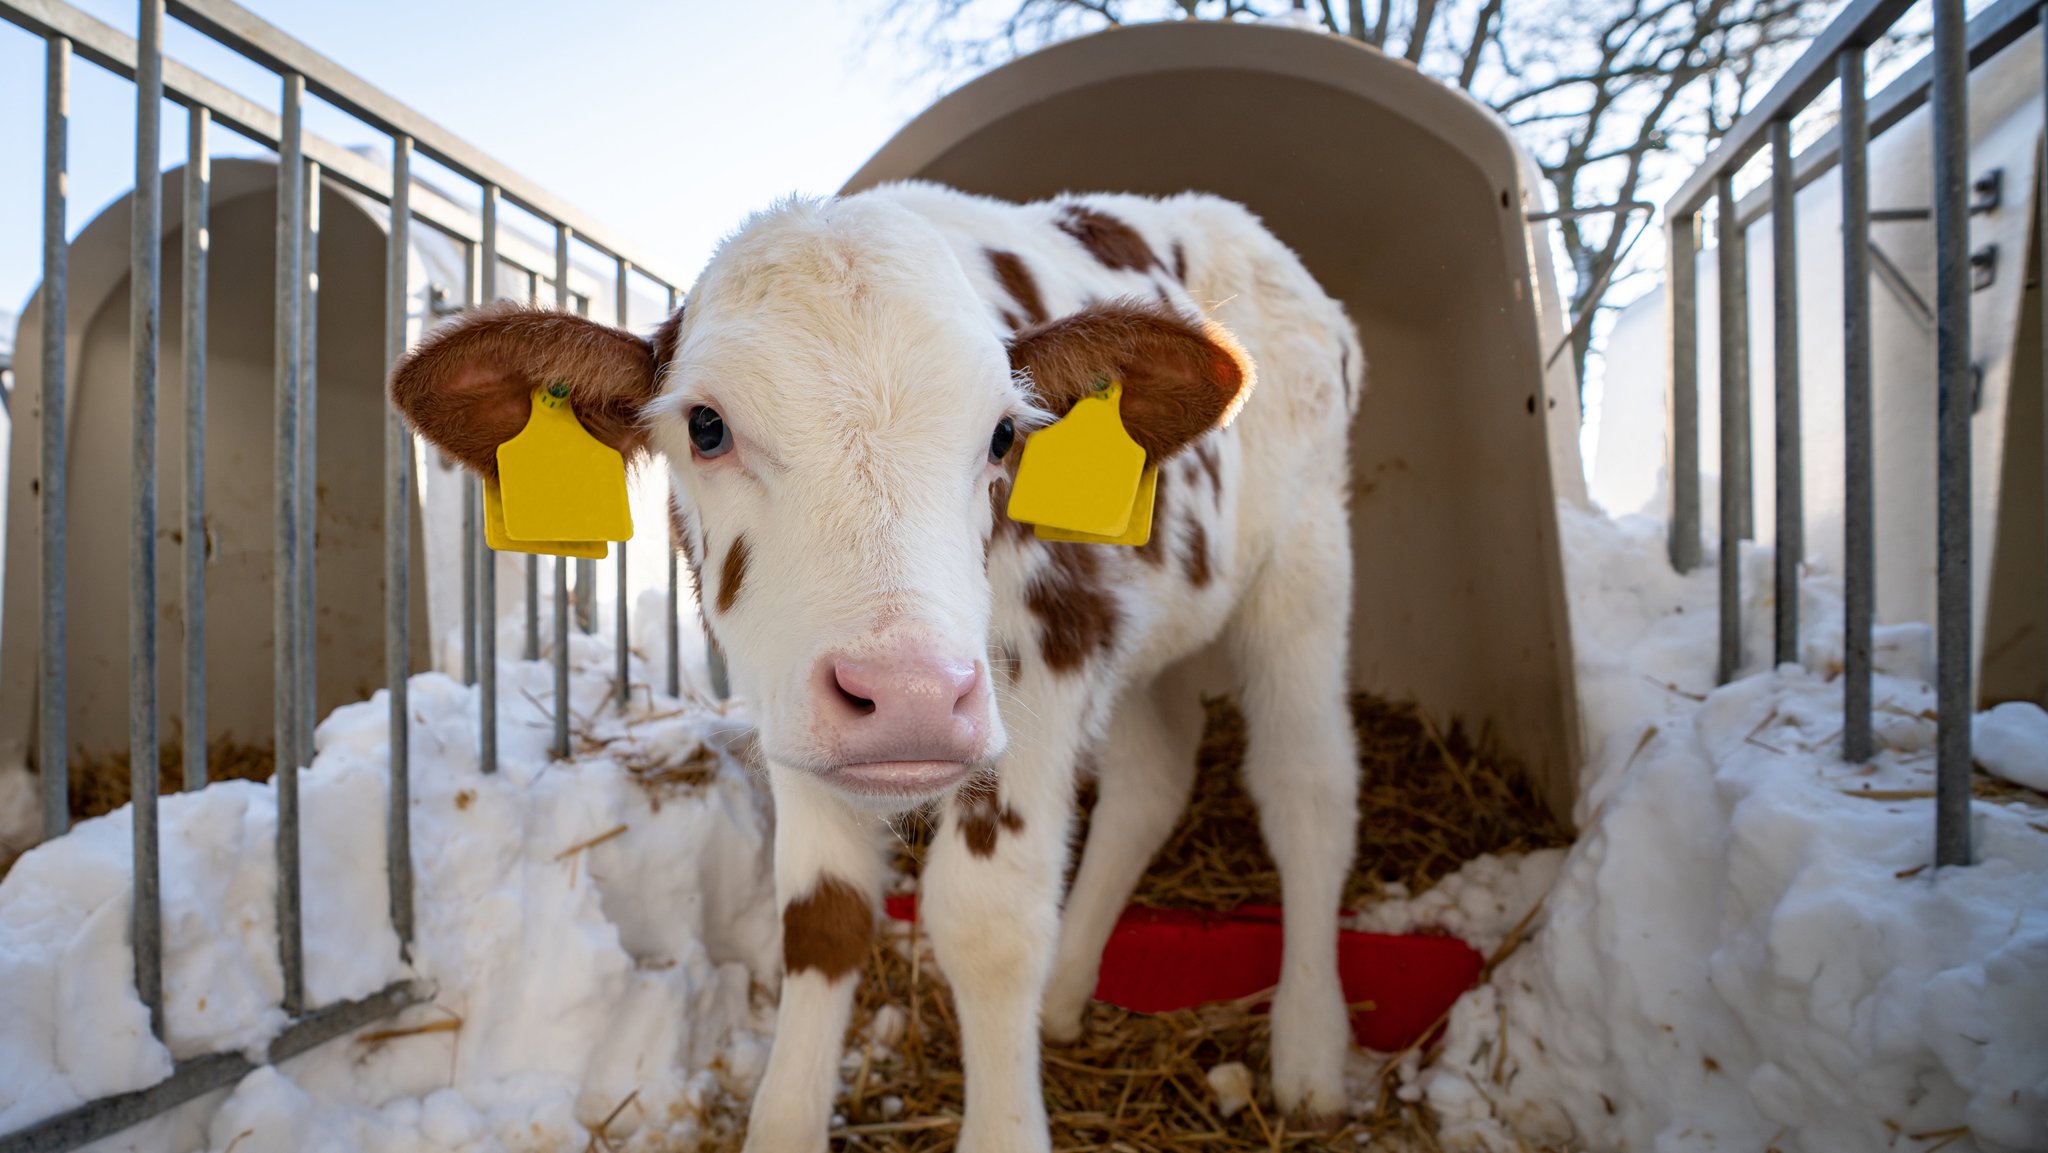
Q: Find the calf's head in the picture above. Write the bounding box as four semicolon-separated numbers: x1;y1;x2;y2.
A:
390;196;1249;807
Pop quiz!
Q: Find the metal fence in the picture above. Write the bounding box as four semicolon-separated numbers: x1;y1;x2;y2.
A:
1664;0;2045;872
0;1;689;1147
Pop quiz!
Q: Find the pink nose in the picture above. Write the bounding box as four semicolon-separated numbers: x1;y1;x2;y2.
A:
814;648;989;767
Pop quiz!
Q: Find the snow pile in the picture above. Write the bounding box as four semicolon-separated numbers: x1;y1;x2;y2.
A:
1416;508;2048;1153
1974;702;2048;792
0;615;781;1153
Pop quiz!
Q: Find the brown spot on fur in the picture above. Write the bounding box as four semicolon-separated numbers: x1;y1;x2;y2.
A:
1057;205;1159;273
716;534;749;614
1183;520;1211;588
651;302;685;373
1001;309;1022;331
1192;440;1223;506
1026;545;1120;672
988;250;1050;326
781;875;872;980
1007;300;1251;462
990;477;1032;542
669;495;705;615
955;783;1025;858
388;302;659;479
994;640;1022;686
1136;469;1171;567
1171;241;1188;283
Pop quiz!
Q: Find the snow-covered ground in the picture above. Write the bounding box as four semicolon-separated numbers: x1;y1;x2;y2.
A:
0;504;2043;1152
1418;508;2048;1153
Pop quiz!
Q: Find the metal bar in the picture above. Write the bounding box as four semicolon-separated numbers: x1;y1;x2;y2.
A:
0;981;422;1153
385;135;415;949
1667;211;1701;573
461;241;478;687
479;184;499;775
2041;6;2048;715
0;0;501;266
1841;47;1876;764
616;258;631;710
181;104;208;790
524;270;539;665
1717;175;1749;685
131;0;165;1042
665;286;680;700
272;69;305;1018
297;158;319;766
1932;0;1973;868
40;34;70;841
1728;0;2044;230
554;224;572;758
1668;0;1919;219
162;0;669;278
1869;238;1937;328
578;557;596;634
1770;120;1803;668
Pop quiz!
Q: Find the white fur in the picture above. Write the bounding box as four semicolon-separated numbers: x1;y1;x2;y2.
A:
655;182;1365;1152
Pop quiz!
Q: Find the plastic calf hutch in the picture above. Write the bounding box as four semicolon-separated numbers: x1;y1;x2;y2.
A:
0;160;430;769
848;20;1588;822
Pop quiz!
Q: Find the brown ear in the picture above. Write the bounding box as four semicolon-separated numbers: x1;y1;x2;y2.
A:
388;302;668;479
1006;300;1252;461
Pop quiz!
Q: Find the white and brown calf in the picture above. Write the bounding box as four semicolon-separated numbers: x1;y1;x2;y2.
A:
390;181;1365;1152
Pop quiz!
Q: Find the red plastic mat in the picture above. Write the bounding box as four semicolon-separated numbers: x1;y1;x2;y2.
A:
883;896;1481;1051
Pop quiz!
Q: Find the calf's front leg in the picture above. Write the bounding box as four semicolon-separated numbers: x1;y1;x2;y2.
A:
922;729;1081;1153
743;768;887;1153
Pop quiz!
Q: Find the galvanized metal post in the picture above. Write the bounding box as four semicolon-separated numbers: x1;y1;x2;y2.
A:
297;158;319;765
1717;175;1749;685
460;242;478;688
131;0;166;1041
525;556;540;661
1667;211;1701;573
615;258;631;710
664;287;680;700
525;270;539;665
182;105;209;791
385;135;415;950
1932;0;1973;867
40;35;71;841
1841;46;1876;764
273;69;306;1018
479;184;499;775
554;224;572;757
1770;120;1803;668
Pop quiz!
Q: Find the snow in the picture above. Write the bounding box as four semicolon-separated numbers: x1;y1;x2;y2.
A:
1975;702;2048;791
1;503;2044;1152
0;610;782;1152
1414;508;2048;1153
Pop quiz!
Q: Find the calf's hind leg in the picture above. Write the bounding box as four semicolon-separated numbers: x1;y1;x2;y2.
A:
1224;504;1360;1119
1042;679;1202;1043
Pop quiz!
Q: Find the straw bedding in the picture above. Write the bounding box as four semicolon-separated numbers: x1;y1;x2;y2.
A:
692;693;1572;1152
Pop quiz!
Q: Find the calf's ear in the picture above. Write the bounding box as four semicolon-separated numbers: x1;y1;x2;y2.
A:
1006;299;1253;461
388;302;673;479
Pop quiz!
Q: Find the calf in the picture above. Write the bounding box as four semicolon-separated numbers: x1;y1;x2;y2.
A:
390;181;1365;1152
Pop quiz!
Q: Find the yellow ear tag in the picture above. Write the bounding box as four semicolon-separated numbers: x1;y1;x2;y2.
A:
482;480;608;560
1006;380;1147;538
1033;466;1158;546
491;383;633;557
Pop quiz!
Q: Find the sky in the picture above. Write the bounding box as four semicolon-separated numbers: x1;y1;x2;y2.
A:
0;0;932;320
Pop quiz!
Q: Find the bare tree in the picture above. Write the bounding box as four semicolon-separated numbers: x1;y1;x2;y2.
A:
872;0;1835;399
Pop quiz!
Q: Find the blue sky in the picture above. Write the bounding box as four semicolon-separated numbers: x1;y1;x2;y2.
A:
0;0;932;319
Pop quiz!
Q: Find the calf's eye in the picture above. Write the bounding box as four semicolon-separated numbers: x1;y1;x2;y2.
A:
688;406;732;458
988;416;1016;463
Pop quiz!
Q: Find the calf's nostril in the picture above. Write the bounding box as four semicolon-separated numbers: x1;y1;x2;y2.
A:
832;667;877;716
